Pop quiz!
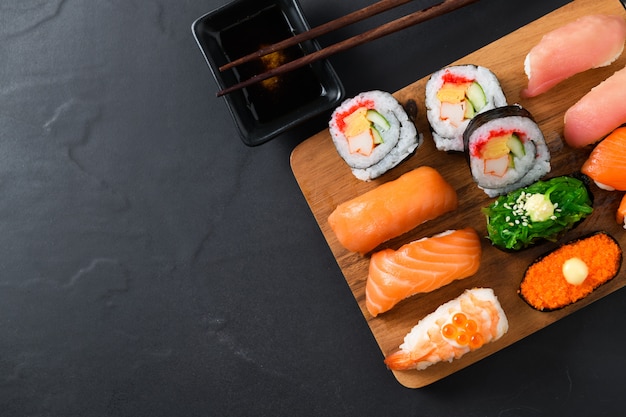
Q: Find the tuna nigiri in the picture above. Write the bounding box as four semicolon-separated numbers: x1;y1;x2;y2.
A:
564;66;626;148
522;14;626;98
384;288;508;371
327;166;458;254
366;228;482;317
581;127;626;190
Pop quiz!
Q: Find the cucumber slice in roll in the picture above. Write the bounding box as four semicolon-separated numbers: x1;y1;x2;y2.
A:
466;82;487;111
366;109;391;131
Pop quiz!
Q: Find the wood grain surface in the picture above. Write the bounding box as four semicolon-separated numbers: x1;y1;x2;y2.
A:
290;0;626;388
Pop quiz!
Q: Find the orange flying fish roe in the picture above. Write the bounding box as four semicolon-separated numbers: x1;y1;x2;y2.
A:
519;232;622;311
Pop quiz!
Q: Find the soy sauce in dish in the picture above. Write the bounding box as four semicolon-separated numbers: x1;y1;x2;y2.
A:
220;5;322;123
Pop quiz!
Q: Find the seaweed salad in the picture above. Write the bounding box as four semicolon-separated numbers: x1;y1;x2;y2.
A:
482;175;594;251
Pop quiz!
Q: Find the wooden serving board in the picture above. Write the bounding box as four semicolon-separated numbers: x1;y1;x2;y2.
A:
290;0;626;388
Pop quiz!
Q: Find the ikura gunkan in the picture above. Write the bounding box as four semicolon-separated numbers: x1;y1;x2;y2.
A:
328;90;422;181
464;105;551;197
425;65;507;152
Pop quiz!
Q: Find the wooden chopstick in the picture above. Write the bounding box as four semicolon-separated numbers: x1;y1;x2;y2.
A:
219;0;414;72
216;0;479;97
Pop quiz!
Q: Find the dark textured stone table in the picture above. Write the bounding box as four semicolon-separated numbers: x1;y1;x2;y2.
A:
2;1;623;415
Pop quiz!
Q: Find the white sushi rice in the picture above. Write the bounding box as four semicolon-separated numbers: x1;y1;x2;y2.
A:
425;65;507;152
397;288;508;371
329;90;422;181
466;114;551;197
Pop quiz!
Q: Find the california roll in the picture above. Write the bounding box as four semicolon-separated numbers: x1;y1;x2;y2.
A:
425;65;507;152
464;105;551;197
329;90;422;181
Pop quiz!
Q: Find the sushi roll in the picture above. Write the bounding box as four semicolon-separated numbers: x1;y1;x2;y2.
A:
329;90;422;181
425;65;507;152
464;105;551;197
482;175;594;251
384;288;508;371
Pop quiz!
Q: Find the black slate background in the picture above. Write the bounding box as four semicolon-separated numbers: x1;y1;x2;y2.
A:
2;0;624;416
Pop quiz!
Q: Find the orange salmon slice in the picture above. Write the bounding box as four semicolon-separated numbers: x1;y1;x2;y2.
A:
581;127;626;190
328;166;458;254
366;228;482;317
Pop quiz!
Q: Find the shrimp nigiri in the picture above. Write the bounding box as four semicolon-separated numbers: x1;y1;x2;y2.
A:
384;288;508;371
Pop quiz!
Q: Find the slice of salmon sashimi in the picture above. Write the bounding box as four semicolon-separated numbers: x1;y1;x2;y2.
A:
328;166;458;254
366;228;482;317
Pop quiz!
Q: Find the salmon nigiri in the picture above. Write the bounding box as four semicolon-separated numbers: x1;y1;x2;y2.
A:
384;288;508;371
564;66;626;148
581;127;626;190
366;228;482;317
522;14;626;98
328;166;458;254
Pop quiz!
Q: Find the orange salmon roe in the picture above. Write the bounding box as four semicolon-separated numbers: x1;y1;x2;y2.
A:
519;232;622;311
441;313;485;349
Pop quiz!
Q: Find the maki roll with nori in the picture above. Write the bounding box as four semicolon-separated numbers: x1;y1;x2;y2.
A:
329;90;422;181
464;105;551;197
482;175;594;251
425;65;507;152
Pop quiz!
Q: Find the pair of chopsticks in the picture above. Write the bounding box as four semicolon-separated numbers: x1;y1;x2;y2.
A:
216;0;479;97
